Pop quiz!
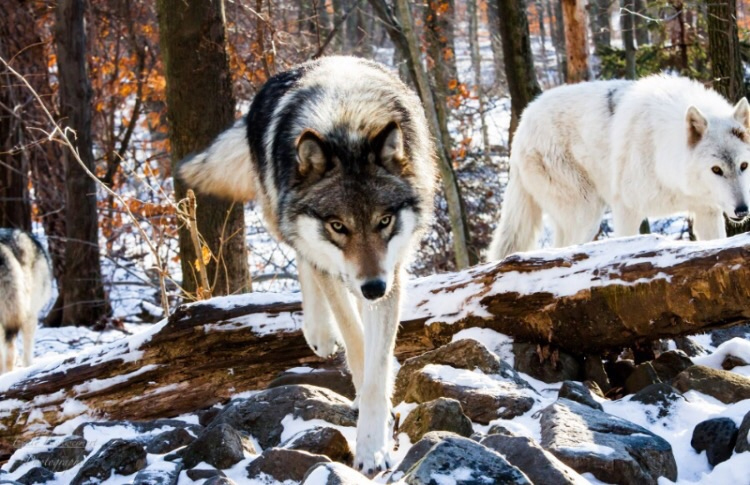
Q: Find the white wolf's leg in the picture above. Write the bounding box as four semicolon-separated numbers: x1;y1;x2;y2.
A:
611;204;643;238
22;318;36;367
315;272;365;399
693;209;726;240
353;271;402;475
5;336;15;372
298;259;342;358
0;327;7;374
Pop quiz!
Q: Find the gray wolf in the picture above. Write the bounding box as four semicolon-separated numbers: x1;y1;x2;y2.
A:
0;228;52;373
179;56;435;473
489;75;750;260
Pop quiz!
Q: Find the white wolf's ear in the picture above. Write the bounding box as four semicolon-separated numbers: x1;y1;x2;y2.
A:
296;130;328;177
733;98;750;129
686;106;708;148
374;122;407;174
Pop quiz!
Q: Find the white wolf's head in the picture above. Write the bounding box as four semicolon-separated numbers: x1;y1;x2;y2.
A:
285;122;423;301
686;98;750;220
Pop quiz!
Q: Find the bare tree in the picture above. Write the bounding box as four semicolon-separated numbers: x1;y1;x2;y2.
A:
707;0;745;103
468;0;491;163
588;0;612;52
158;0;251;297
621;0;637;79
424;0;459;98
561;0;589;83
633;0;650;46
55;0;110;326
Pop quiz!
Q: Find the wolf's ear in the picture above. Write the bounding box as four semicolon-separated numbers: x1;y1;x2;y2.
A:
686;106;708;148
733;98;750;129
296;130;328;177
374;122;407;174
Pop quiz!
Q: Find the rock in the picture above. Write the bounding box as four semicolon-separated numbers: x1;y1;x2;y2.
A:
10;436;87;473
487;424;515;436
584;380;605;398
204;478;237;485
673;365;750;404
303;462;373;484
558;381;603;410
197;407;222;427
652;350;693;381
710;325;750;347
211;385;356;449
672;337;706;357
722;355;749;370
691;418;739;467
72;419;201;438
269;368;356;400
246;448;331;482
401;435;531;484
71;439;147;485
144;427;195;454
404;366;535;424
186;469;225;480
736;410;750;453
17;467;54;485
631;383;684;419
605;359;636;389
540;399;677;484
513;342;582;383
132;461;182;485
282;427;353;466
390;431;458;480
393;339;530;404
625;362;661;394
400;398;473;442
481;434;588;485
584;354;611;392
179;423;254;469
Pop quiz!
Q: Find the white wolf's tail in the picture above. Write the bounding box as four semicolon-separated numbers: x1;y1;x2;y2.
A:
487;167;542;261
178;118;256;201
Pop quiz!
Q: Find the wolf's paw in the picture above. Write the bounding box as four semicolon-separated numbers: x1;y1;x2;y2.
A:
303;326;341;358
351;394;360;411
353;447;392;478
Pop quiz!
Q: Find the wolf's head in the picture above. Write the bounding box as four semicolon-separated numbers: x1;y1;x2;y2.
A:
284;122;422;301
686;98;750;220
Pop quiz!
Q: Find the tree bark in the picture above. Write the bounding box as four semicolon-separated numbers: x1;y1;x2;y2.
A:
621;0;637;80
495;0;543;141
633;0;649;46
707;0;745;103
5;233;749;451
588;0;612;52
485;0;508;91
157;0;251;298
424;0;459;98
468;0;492;163
55;0;110;326
561;0;589;83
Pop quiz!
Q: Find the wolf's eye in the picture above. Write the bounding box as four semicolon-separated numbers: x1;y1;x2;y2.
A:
712;166;724;176
741;162;748;172
329;221;348;234
378;215;393;229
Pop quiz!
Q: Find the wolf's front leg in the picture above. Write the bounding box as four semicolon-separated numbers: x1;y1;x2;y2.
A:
298;259;342;358
693;208;726;240
353;275;401;476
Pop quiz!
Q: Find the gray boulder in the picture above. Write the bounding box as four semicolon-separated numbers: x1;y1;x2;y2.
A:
400;398;473;442
513;342;582;383
625;362;661;394
144;427;195;454
652;350;693;381
558;381;603;410
691;417;739;467
10;436;87;473
673;365;750;404
282;426;353;466
211;385;356;448
17;467;54;485
71;439;146;485
247;448;331;482
736;410;750;453
631;383;684;420
540;399;677;484
303;462;373;484
132;461;182;485
390;431;458;481
269;368;356;400
179;423;255;469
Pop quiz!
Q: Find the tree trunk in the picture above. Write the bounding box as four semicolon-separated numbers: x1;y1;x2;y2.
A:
157;0;251;298
370;0;476;268
468;0;492;163
4;233;750;451
495;0;543;141
553;0;567;82
707;0;745;103
588;0;612;52
561;0;589;83
633;0;649;46
424;0;459;97
621;0;637;80
485;0;508;91
55;0;110;326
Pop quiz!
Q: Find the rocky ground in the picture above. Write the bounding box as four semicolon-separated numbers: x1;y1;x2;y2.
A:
2;326;750;484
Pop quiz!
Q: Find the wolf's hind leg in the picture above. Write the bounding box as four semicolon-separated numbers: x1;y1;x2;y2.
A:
22;317;35;367
0;327;7;374
316;273;365;399
298;259;342;358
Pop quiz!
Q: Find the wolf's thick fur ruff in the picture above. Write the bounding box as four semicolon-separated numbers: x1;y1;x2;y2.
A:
0;229;51;374
489;75;750;260
179;56;435;473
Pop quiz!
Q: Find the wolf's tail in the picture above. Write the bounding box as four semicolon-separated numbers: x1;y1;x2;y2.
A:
487;165;542;261
178;118;256;201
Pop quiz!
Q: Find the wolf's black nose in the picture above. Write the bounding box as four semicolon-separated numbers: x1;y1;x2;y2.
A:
735;204;748;218
361;279;387;300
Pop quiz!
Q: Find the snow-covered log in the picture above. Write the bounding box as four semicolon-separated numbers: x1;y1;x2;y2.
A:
2;234;750;456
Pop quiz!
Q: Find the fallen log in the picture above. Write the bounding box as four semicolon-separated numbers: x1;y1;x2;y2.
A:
2;234;750;455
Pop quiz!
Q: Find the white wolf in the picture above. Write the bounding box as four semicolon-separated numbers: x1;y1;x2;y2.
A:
0;229;52;374
489;75;750;260
179;56;435;473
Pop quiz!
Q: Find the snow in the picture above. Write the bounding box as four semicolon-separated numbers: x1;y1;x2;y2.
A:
694;338;750;377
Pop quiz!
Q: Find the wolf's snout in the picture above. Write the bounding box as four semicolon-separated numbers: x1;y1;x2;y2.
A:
735;204;749;219
361;279;387;300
